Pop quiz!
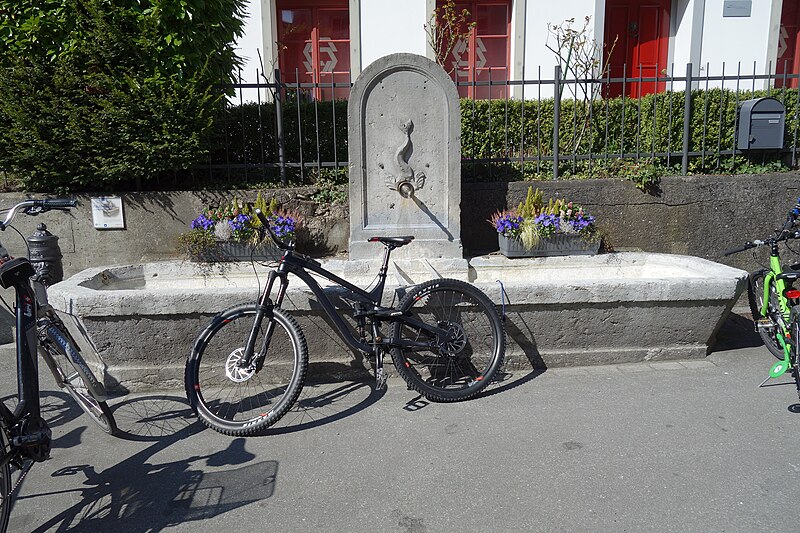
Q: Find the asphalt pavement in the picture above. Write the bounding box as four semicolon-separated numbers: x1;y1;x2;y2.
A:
5;312;800;532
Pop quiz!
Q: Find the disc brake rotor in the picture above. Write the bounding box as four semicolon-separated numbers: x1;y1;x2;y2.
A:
225;348;256;383
438;321;467;355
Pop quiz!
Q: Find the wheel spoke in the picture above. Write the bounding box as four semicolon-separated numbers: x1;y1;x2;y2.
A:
186;306;308;435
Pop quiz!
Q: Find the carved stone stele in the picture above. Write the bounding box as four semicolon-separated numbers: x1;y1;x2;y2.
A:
348;53;462;260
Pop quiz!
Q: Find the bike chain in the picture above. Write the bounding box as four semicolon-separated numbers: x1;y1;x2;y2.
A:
2;459;32;502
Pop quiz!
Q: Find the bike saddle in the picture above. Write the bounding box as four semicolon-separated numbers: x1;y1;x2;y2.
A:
368;236;415;247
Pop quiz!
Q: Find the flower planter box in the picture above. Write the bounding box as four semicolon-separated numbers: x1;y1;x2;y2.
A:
192;241;280;262
498;233;600;258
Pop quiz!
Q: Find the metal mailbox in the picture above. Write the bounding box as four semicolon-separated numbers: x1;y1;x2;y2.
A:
737;97;786;150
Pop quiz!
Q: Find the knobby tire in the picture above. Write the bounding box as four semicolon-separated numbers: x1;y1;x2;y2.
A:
185;305;308;436
391;278;505;402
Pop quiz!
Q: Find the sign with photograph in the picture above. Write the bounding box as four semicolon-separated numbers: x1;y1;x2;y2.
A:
91;197;125;229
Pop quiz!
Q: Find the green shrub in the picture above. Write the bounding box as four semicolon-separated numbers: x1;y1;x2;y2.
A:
0;0;245;191
209;87;797;191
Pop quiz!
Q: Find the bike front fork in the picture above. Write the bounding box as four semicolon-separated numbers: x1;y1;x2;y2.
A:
242;271;288;373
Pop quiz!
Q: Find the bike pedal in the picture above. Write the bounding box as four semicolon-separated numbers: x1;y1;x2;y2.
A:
755;319;775;331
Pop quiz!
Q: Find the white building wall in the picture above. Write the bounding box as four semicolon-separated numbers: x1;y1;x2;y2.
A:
232;0;785;99
235;0;265;84
360;0;429;70
229;0;275;103
700;0;774;75
671;0;699;73
523;0;599;97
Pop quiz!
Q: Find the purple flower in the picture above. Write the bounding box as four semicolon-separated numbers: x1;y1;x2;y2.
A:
191;214;214;231
534;213;560;230
568;214;595;232
494;214;523;237
271;215;297;239
228;213;251;232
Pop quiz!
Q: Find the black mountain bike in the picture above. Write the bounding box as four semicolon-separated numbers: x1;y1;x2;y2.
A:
186;209;506;436
0;199;118;532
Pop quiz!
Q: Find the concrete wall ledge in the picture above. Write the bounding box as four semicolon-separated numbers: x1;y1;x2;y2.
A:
48;253;747;392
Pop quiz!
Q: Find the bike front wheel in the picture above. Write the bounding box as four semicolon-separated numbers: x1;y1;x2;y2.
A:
39;323;118;436
747;270;785;359
391;278;505;402
185;304;308;436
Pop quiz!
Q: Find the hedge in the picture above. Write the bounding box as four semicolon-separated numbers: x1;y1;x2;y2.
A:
206;87;798;187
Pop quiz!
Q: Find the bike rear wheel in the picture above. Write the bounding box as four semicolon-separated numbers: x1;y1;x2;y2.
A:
185;304;308;436
748;270;785;359
38;323;118;436
391;278;505;402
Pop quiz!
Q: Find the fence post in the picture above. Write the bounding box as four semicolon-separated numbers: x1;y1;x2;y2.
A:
682;63;693;176
553;65;561;180
275;69;287;186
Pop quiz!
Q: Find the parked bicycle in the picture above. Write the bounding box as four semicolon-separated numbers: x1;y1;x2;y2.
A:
0;199;118;532
185;209;506;436
724;198;800;397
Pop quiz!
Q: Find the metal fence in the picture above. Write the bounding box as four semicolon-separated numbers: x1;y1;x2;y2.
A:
200;63;800;185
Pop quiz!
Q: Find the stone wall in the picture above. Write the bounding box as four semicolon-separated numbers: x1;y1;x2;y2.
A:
462;173;800;275
0;172;797;341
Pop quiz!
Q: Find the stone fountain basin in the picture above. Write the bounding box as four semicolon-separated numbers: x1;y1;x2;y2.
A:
48;253;746;392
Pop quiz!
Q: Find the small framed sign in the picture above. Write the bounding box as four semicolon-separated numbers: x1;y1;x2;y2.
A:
91;196;125;229
723;0;751;17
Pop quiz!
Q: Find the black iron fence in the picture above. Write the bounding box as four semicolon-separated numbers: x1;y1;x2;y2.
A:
199;63;800;186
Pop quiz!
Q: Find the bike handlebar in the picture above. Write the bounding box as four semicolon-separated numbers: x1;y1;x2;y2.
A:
42;199;77;209
254;208;291;251
724;198;800;256
0;199;77;230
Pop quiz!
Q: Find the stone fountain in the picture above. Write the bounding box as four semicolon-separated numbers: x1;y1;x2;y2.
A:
48;54;747;392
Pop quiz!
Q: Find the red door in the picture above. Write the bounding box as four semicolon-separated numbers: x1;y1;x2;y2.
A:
603;0;670;98
277;0;350;100
440;1;512;99
776;0;800;88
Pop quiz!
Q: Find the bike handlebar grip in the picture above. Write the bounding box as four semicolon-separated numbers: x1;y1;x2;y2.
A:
41;199;77;208
253;208;271;227
723;244;750;256
254;209;289;251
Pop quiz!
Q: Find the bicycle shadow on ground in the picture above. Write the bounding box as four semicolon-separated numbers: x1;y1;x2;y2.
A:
257;361;386;436
19;431;276;533
481;313;547;398
1;389;94;440
110;393;204;441
709;311;764;353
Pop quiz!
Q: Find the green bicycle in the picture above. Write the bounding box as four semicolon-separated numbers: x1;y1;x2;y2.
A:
725;198;800;395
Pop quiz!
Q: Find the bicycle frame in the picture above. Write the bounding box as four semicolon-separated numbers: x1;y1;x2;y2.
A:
0;258;50;457
240;248;453;366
